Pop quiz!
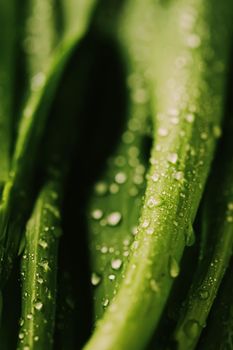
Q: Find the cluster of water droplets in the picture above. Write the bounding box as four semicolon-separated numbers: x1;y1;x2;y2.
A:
18;186;61;348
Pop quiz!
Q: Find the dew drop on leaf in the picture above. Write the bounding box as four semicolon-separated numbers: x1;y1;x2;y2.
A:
91;209;103;220
102;299;109;307
185;113;195;123
94;182;108;196
198;289;210;300
100;246;108;254
167;153;178;164
107;212;122;226
39;260;50;272
158;127;169;137
19;332;24;340
19;318;24;327
111;259;122;270
200;132;208;140
146;197;160;208
34;300;43;311
150;279;159;292
91;272;101;286
109;183;119;194
38;239;48;249
169;257;180;278
174;171;184;181
151;173;159;182
108;274;116;281
23;345;30;350
37;276;44;284
183;319;201;338
115;172;127;184
142;220;150;228
146;227;154;235
213;125;222;138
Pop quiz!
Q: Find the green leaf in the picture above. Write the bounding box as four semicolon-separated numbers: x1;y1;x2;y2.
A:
88;64;151;319
0;1;17;183
84;0;233;349
0;0;97;288
198;258;233;350
174;98;233;350
18;31;98;348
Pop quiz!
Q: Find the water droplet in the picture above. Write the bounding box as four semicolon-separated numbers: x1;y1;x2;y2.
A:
200;132;208;140
187;34;201;48
151;173;159;182
91;209;103;220
94;182;108;196
111;259;122;270
174;171;184;181
185;114;195;123
132;88;148;104
213;125;222;138
122;131;134;144
128;186;139;196
171;117;179;125
128;146;139;158
199;289;209;300
167;153;178;164
101;246;108;254
150;279;159;292
34;336;39;342
108;274;116;281
142;220;150;228
31;72;45;91
169;108;179;117
169;257;180;278
19;332;25;340
102;299;109;307
26;313;33;320
146;227;154;235
91;272;101;286
184;319;201;338
39;239;48;249
115;172;127;184
158;127;169;137
114;155;126;167
147;197;161;208
136;165;145;175
34;300;43;311
131;226;138;236
133;174;143;185
39;260;50;272
37;276;44;284
123;239;130;246
109;183;119;194
107;212;122;226
19;318;24;327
